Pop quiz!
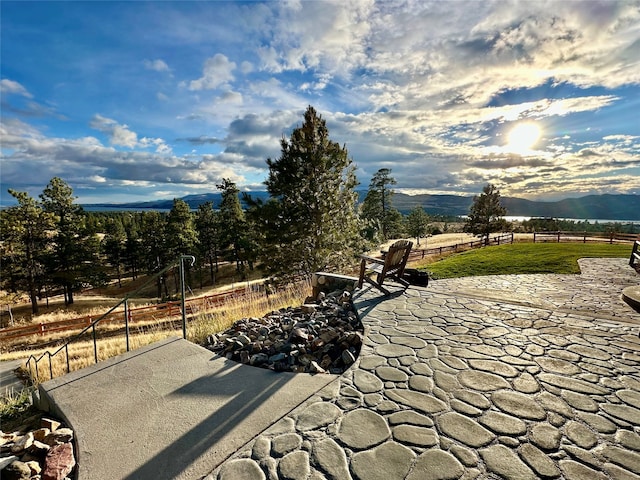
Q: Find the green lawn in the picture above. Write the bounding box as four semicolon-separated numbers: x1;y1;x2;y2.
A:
420;243;632;279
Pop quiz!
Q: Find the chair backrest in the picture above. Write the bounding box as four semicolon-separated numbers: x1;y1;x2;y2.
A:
383;240;413;276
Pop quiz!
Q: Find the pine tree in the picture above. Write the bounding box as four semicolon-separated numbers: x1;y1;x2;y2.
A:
464;184;511;245
251;106;363;280
139;211;169;297
361;168;402;241
40;177;101;304
0;190;55;314
217;179;251;276
166;198;197;258
195;201;221;286
406;206;430;246
102;219;126;288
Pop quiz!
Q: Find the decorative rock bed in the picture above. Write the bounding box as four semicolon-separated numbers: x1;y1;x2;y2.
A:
1;415;75;480
205;290;363;374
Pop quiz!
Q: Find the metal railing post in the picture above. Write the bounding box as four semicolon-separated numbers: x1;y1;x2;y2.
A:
92;324;98;364
24;256;192;385
124;300;130;352
180;255;196;339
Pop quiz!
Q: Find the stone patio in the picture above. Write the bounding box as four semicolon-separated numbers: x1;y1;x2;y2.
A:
207;257;640;480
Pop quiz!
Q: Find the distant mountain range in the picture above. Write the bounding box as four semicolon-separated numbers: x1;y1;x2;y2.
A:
391;193;640;220
86;192;640;221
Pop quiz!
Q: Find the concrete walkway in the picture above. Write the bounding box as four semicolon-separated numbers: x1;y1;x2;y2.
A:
39;338;336;479
0;359;26;398
39;258;640;480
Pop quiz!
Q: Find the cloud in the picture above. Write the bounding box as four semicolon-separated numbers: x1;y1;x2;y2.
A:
189;54;236;90
255;1;374;77
90;114;138;148
90;114;171;152
143;59;170;72
140;137;173;154
2;1;640;203
0;79;33;98
216;90;243;105
180;136;223;146
0;79;64;119
0;119;254;195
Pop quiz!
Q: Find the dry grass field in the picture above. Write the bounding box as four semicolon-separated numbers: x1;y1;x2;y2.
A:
6;231;612;384
3;280;311;384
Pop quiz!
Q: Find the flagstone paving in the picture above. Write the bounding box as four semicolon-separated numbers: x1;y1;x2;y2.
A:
206;258;640;480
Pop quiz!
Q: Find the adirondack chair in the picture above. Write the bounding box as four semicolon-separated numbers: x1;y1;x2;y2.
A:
358;240;413;295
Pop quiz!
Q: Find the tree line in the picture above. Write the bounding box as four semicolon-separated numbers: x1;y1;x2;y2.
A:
1;106;506;314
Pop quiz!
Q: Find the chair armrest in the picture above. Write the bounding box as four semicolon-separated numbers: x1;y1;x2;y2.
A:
360;254;384;265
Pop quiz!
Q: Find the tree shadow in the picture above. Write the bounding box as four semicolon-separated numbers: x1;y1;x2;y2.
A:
121;353;334;480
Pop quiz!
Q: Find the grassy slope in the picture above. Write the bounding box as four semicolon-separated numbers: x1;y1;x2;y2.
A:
419;243;631;278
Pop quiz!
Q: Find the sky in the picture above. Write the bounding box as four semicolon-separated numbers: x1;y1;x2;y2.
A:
1;0;639;205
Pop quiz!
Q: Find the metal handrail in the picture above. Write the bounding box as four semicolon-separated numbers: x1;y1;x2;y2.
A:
26;255;195;383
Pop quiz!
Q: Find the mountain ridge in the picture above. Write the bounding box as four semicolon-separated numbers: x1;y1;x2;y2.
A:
85;192;640;221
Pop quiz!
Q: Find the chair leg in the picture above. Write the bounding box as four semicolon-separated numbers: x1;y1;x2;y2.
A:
358;259;367;289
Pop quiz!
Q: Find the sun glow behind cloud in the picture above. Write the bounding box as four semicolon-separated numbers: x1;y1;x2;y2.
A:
506;123;542;155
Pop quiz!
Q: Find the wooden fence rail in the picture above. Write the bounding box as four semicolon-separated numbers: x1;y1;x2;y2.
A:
0;285;260;342
407;232;514;262
532;231;638;244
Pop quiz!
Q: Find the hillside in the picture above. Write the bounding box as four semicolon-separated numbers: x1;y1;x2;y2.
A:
86;192;640;220
391;193;639;220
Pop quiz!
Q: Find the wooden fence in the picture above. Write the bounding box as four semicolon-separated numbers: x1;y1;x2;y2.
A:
532;231;638;244
0;285;260;343
407;232;514;262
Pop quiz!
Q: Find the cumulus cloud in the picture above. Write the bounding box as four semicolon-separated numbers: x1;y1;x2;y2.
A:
90;114;171;152
90;114;138;148
256;1;374;76
0;119;253;197
189;54;236;90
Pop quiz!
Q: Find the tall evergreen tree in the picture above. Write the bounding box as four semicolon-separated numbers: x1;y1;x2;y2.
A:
139;211;169;297
40;177;101;304
361;168;402;241
251;106;362;280
166;198;197;290
0;190;55;314
166;198;197;258
217;179;252;276
195;201;220;285
123;219;141;281
102;219;126;288
464;183;511;245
